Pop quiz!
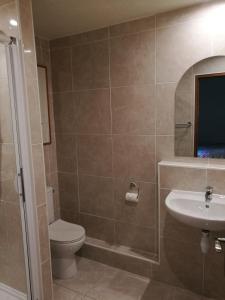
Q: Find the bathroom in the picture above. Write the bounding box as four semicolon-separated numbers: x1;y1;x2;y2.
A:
0;0;225;299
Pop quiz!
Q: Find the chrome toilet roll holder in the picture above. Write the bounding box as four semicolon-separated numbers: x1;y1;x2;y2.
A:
129;181;139;197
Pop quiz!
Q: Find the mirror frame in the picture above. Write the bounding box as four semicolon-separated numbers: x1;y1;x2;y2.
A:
174;55;225;159
37;64;51;145
194;71;225;157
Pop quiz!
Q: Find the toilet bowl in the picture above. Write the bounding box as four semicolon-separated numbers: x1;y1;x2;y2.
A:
49;219;85;278
46;187;86;279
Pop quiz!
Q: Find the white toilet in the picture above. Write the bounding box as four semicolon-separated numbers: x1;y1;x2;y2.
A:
46;186;86;279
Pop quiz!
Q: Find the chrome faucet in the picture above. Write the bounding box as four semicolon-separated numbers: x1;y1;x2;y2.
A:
205;186;213;207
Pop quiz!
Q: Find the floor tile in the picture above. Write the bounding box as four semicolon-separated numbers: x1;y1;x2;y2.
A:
86;269;149;300
54;257;103;294
53;258;215;300
141;280;173;300
53;284;82;300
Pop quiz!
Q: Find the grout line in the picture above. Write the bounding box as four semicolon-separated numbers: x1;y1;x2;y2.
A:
80;212;157;231
51;81;179;94
153;16;159;259
107;27;117;244
70;39;80;218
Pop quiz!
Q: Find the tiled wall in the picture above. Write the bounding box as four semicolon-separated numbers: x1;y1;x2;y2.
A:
48;0;225;296
49;0;225;271
50;18;158;259
35;36;60;219
158;161;225;299
18;0;53;299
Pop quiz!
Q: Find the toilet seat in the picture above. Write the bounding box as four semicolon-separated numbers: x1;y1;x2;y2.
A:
49;219;85;244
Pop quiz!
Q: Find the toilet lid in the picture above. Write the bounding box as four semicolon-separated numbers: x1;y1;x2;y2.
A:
49;219;85;243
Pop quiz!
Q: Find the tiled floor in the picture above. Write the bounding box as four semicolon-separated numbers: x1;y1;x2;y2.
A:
53;257;214;300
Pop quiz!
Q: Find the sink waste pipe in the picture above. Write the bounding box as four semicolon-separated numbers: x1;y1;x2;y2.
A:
201;230;210;254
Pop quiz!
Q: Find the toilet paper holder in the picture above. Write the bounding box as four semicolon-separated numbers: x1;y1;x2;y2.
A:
129;182;139;195
125;182;139;203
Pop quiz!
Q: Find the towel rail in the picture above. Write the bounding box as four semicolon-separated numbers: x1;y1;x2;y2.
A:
175;121;192;129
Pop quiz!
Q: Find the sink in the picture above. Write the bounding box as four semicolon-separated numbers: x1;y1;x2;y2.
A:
165;190;225;231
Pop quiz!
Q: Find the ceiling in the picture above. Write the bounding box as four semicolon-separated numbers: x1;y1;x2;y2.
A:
32;0;207;40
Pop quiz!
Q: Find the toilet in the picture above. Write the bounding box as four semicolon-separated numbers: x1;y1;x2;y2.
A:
46;186;86;279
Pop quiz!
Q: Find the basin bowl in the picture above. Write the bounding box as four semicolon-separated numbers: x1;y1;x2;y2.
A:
165;190;225;231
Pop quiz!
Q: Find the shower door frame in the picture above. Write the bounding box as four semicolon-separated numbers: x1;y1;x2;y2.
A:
6;38;43;299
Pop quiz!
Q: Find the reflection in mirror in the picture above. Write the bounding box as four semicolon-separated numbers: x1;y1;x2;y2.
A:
37;65;51;145
175;56;225;159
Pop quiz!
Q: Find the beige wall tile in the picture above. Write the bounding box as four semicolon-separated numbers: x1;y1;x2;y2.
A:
37;205;51;262
0;179;18;203
110;16;155;37
0;78;13;143
58;172;78;211
72;40;109;90
56;134;77;173
5;202;27;292
115;222;156;253
80;243;152;277
156;83;175;135
61;208;79;223
71;27;108;46
0;144;16;181
79;213;115;244
0;245;8;286
156;135;174;162
110;31;155;87
0;46;7;78
77;89;111;134
0;201;7;247
204;246;225;299
32;144;47;206
78;135;113;177
50;36;72;49
51;48;72;92
111;85;155;135
26;78;43;144
79;175;114;219
206;169;225;194
46;172;60;219
153;238;203;294
54;92;77;134
113;135;155;182
159;165;207;191
42;259;53;300
156;19;212;83
114;179;156;228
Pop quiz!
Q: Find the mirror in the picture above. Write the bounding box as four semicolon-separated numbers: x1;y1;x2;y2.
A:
175;56;225;159
37;65;51;145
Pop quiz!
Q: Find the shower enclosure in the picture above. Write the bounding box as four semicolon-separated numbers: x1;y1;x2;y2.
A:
0;33;42;299
0;36;29;299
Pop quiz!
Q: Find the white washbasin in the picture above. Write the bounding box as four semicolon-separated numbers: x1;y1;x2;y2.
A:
165;190;225;231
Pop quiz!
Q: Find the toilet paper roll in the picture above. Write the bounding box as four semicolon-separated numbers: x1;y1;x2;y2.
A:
125;192;139;203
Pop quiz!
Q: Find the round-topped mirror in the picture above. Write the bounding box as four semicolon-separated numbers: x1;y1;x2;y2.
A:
175;56;225;159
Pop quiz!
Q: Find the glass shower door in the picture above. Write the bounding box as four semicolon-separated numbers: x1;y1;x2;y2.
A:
0;42;29;299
